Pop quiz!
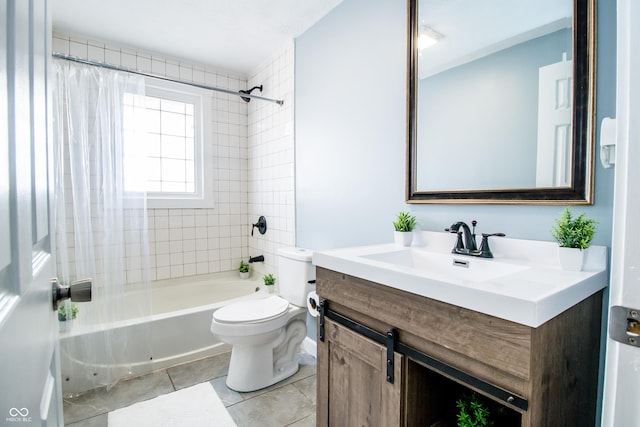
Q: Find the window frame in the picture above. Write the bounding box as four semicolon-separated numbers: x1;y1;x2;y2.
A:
129;77;214;209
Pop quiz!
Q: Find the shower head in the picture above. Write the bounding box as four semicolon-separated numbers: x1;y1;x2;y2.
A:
239;85;263;102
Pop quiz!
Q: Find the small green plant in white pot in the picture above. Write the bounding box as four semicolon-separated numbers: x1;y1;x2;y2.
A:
239;260;250;279
551;207;597;271
393;211;417;247
263;273;276;293
58;302;79;332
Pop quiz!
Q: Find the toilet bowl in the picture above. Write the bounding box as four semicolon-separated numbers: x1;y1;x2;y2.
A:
210;247;315;392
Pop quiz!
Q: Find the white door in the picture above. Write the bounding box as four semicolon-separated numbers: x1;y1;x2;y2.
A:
0;0;63;425
601;0;640;425
536;53;572;187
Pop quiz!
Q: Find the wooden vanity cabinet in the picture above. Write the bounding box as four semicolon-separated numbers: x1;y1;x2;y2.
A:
315;267;603;427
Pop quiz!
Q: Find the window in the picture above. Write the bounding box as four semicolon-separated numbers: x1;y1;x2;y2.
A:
124;78;213;208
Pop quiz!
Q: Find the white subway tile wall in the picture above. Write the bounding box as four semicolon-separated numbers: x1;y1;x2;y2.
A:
247;42;296;278
53;32;287;283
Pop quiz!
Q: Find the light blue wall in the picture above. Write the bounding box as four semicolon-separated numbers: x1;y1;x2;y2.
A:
295;0;616;250
295;0;407;250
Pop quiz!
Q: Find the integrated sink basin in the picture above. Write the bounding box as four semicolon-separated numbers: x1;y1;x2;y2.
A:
361;248;530;282
312;231;609;327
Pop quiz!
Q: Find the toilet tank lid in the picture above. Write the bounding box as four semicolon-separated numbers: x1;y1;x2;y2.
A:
277;247;313;262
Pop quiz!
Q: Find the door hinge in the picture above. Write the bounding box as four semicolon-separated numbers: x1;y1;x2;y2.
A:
610;305;640;347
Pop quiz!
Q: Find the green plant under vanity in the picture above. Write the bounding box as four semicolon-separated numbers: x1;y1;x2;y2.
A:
263;273;275;287
456;392;493;427
58;303;79;322
238;260;250;273
551;207;597;250
393;211;417;232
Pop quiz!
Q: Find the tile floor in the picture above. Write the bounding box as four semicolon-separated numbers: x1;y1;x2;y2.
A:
63;351;317;427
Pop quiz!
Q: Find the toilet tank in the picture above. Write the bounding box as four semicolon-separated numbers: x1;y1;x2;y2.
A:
277;247;315;307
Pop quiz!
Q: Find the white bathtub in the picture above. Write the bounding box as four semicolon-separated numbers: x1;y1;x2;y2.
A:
59;272;266;396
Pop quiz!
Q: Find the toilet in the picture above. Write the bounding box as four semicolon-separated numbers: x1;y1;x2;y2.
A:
210;247;315;392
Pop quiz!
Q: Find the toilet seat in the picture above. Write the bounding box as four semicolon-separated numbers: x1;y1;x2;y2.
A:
213;296;290;324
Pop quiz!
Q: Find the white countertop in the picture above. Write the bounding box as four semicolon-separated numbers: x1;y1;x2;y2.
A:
313;231;609;327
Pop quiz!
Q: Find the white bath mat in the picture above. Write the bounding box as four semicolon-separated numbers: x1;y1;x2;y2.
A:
108;382;236;427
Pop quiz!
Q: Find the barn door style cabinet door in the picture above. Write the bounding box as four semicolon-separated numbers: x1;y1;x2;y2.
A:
317;317;404;425
315;267;602;427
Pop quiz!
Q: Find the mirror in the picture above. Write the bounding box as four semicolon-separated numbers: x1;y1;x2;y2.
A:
406;0;596;204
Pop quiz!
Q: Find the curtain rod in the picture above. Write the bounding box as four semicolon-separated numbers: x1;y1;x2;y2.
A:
52;53;284;106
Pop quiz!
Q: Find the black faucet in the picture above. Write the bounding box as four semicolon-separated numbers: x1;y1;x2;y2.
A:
248;255;264;263
446;221;478;252
445;220;505;258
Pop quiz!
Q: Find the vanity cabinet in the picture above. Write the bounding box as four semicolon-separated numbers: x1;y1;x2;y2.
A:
316;267;603;427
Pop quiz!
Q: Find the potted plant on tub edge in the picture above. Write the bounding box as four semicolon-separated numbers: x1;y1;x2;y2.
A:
58;302;79;332
238;260;250;279
551;207;597;271
393;211;417;247
263;274;276;293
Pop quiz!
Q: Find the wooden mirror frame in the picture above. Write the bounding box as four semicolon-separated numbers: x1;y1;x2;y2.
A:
406;0;596;204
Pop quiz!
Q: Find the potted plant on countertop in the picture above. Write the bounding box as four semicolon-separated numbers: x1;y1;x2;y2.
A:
263;273;276;293
58;302;79;332
393;211;417;247
551;207;597;271
239;260;250;279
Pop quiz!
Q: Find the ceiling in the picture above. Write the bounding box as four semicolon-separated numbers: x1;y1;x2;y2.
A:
51;0;344;75
51;0;572;79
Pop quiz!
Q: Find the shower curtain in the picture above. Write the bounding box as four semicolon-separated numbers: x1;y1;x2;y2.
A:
52;59;152;392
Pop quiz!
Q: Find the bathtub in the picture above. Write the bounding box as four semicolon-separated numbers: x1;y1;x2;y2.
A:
59;272;266;396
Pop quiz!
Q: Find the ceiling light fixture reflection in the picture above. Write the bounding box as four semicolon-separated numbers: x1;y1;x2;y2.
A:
418;25;443;50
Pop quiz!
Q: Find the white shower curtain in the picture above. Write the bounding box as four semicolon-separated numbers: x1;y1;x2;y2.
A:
52;59;152;392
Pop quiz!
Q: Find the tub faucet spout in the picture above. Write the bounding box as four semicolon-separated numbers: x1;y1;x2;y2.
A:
249;255;264;263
